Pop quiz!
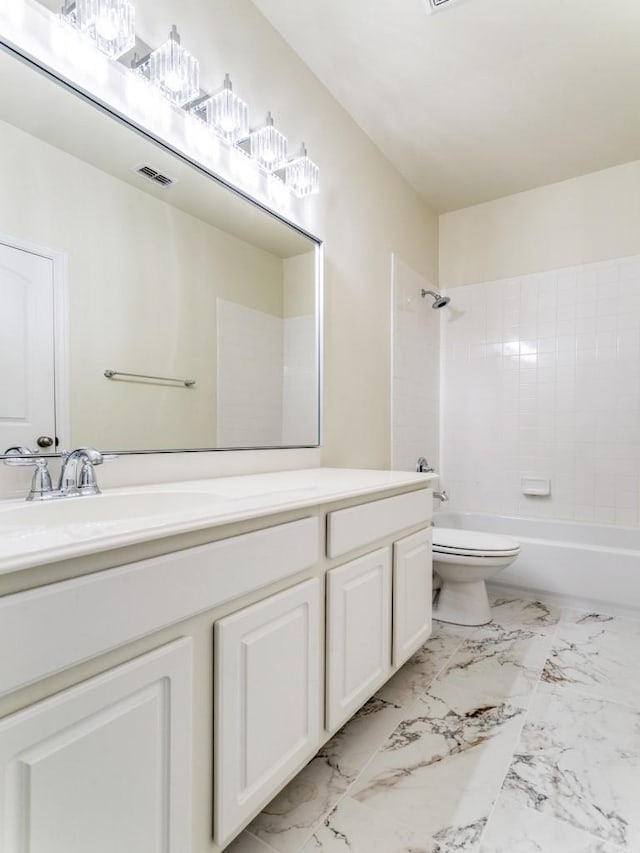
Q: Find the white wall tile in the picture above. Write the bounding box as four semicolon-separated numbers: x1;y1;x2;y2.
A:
440;255;640;527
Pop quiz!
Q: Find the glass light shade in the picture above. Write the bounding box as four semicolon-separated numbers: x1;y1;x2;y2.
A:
71;0;135;58
206;74;249;143
249;112;287;171
285;145;320;197
148;25;199;106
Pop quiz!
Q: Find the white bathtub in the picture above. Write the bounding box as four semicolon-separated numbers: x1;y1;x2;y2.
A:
435;511;640;616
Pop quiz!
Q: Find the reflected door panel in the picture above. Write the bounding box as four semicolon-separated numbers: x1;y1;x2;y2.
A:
0;242;56;451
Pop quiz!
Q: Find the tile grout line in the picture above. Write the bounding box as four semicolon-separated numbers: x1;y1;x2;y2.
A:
288;630;470;852
465;613;562;852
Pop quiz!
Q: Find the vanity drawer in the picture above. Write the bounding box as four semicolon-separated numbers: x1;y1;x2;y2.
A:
326;489;431;558
0;516;319;697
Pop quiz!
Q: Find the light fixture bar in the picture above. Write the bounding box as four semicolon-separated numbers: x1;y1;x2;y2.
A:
59;3;319;200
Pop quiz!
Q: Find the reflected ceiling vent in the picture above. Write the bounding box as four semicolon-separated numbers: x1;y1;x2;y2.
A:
426;0;458;12
134;165;175;187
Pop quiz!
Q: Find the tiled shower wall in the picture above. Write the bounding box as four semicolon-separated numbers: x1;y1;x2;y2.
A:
392;255;440;473
440;255;640;525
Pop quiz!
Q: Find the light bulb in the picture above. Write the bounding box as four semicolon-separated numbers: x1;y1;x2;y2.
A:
96;11;118;41
164;70;183;93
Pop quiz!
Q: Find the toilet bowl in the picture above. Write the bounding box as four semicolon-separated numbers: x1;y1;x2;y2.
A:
432;528;520;626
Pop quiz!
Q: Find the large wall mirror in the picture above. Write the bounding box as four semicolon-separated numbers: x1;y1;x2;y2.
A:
0;41;321;455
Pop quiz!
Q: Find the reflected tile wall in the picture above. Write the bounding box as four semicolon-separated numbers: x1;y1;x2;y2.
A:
440;255;640;525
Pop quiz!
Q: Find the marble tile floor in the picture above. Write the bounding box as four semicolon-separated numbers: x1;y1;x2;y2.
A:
227;595;640;853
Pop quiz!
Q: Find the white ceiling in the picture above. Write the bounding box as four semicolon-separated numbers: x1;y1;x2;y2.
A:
252;0;640;212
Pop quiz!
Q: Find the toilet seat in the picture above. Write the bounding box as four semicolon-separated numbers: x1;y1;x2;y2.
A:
432;528;520;559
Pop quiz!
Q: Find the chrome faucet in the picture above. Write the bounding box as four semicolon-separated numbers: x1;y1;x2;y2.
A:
416;456;434;473
434;489;449;504
58;447;104;496
3;446;111;501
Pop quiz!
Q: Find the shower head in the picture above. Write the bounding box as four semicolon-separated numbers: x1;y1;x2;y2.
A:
421;289;450;309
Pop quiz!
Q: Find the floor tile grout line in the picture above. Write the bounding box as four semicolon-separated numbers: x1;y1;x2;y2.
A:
309;629;478;847
281;685;436;853
255;631;473;853
474;623;554;852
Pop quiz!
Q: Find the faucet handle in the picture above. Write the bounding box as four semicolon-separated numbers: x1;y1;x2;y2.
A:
3;446;39;466
78;458;101;495
27;458;54;501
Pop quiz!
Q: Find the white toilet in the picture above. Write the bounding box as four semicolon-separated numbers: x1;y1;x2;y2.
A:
432;528;520;626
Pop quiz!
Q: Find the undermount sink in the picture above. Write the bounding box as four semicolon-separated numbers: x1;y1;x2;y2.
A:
0;491;223;530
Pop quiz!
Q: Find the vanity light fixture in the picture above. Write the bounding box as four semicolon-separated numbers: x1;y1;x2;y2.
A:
60;4;319;198
207;74;250;143
189;74;249;144
281;143;320;198
62;0;135;59
135;25;200;107
242;112;288;171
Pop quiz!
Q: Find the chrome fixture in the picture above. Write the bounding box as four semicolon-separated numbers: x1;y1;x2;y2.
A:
416;456;434;473
434;489;449;503
3;446;114;501
58;447;106;496
3;447;54;501
421;289;450;309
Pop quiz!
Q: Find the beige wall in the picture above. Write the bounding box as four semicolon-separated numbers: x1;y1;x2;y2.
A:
440;161;640;287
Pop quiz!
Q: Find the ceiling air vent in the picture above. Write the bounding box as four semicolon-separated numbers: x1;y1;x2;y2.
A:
426;0;457;12
135;165;175;187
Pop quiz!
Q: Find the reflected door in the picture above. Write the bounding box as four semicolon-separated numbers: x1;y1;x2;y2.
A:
0;241;56;451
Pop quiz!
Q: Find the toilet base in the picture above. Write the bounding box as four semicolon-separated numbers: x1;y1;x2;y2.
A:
433;579;492;627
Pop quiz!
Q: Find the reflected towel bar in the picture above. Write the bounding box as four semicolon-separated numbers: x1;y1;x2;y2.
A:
104;370;196;388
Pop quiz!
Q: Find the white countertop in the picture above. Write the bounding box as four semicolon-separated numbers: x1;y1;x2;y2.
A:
0;468;435;575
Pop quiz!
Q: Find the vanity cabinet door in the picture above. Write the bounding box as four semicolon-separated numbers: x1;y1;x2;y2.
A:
326;548;392;732
0;639;192;853
393;528;433;667
213;578;322;847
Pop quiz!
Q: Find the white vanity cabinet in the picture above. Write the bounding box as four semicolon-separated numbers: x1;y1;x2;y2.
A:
213;578;322;847
326;548;392;732
325;491;433;732
392;527;433;667
0;639;193;853
0;470;434;853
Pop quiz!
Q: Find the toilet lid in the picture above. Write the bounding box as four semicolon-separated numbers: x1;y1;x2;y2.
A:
432;527;520;557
